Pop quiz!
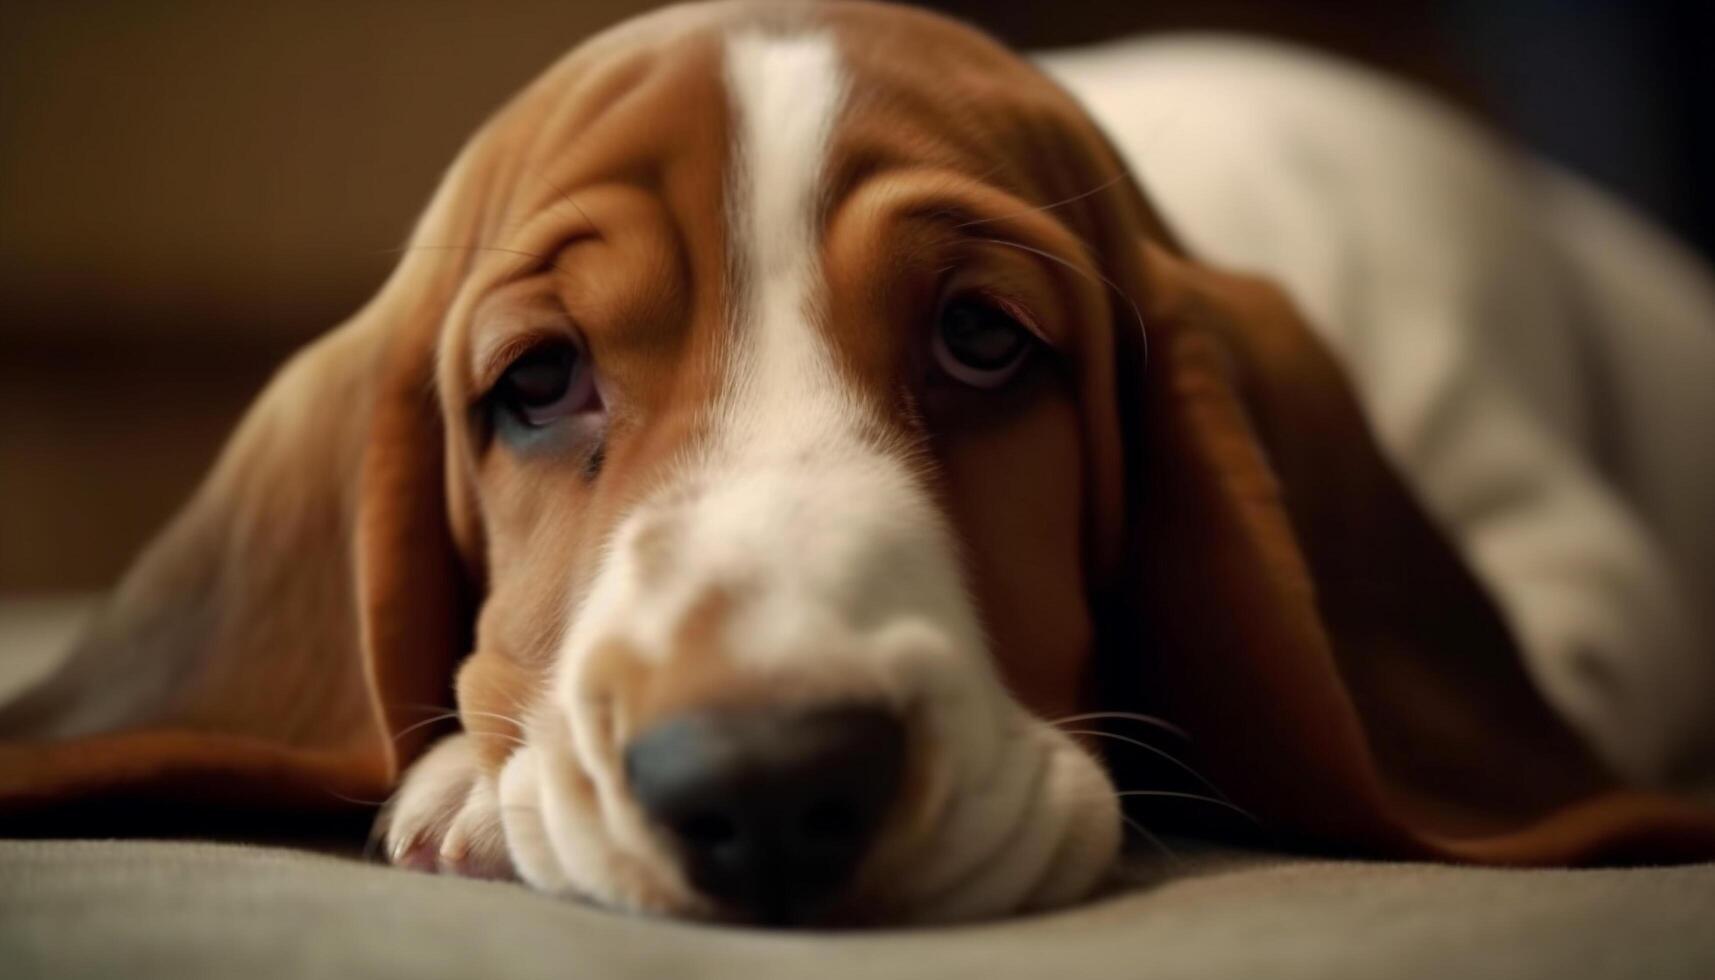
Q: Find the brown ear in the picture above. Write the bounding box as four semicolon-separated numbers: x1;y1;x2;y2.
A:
0;230;472;830
0;17;667;830
1097;240;1715;863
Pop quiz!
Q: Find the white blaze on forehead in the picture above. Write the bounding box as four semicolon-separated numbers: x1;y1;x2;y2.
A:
721;29;858;451
555;28;977;686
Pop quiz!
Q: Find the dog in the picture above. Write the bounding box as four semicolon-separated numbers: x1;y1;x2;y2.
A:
4;0;1713;926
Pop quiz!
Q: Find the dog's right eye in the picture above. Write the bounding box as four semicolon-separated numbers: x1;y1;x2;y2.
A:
931;297;1039;389
494;340;598;429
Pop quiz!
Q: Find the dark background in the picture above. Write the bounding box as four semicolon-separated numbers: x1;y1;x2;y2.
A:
3;0;1710;592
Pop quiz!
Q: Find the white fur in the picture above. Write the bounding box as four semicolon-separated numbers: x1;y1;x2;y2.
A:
1044;36;1715;786
379;733;511;879
389;30;1120;923
722;30;854;448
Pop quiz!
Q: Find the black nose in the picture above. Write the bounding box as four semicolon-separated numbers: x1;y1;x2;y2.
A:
624;705;906;922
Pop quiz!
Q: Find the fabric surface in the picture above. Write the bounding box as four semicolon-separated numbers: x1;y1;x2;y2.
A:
2;839;1711;980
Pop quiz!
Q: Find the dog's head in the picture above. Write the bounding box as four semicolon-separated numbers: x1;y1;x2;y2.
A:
421;1;1163;921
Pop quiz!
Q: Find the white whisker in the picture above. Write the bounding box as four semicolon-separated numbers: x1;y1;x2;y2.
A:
460;708;530;730
953;172;1126;231
1121;814;1177;863
976;236;1148;367
1060;728;1232;802
1048;710;1189;740
389;712;464;744
1115;789;1262;826
323;787;395;808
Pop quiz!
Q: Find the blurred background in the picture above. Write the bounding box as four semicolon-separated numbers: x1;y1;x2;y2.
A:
3;0;1711;593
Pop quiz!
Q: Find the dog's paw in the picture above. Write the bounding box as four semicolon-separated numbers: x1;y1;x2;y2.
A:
378;733;516;880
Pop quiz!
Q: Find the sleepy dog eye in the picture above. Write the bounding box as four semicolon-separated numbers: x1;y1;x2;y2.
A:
931;297;1036;388
494;340;597;428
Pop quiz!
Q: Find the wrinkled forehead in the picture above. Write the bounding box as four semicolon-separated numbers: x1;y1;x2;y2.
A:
455;1;1126;257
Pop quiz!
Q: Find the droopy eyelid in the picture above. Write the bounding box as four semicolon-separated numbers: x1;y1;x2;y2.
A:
935;262;1057;352
470;317;584;401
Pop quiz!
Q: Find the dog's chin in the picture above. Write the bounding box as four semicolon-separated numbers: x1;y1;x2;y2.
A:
496;712;1122;926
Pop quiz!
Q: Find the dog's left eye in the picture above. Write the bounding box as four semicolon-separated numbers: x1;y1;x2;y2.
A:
932;297;1036;388
495;341;597;427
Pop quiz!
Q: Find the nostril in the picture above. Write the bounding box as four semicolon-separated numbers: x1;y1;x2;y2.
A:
799;797;861;844
675;811;739;848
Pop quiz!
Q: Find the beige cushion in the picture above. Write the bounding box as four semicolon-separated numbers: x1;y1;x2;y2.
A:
2;839;1711;979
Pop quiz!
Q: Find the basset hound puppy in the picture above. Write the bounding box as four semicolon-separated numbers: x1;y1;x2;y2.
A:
3;0;1713;926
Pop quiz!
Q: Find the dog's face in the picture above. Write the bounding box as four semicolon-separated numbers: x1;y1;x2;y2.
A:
409;3;1144;923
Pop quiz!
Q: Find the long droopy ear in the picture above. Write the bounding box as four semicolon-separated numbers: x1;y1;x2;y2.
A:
0;6;700;831
0;174;480;828
1099;240;1715;864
